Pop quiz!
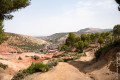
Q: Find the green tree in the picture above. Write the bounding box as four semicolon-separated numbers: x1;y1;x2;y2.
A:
65;32;76;47
115;0;120;11
75;36;81;42
58;45;68;51
0;21;7;44
113;25;120;39
75;41;84;53
90;33;96;43
81;34;86;42
84;41;89;48
100;32;106;39
98;37;104;47
106;34;112;43
0;0;31;45
86;34;91;43
0;0;31;20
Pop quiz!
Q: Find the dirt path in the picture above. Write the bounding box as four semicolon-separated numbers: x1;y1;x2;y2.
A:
24;62;92;80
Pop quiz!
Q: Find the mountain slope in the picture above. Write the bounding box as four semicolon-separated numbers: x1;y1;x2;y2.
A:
0;33;50;53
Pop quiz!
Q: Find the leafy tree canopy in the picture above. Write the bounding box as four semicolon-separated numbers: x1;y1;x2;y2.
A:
0;21;7;44
0;0;31;20
0;0;31;44
81;34;86;42
113;24;120;39
115;0;120;11
98;37;104;47
65;32;76;47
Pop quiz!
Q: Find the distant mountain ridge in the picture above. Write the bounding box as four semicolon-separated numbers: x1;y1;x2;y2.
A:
77;28;111;33
39;28;112;43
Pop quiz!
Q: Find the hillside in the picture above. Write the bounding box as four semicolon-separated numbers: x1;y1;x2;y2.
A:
0;33;50;53
39;28;111;44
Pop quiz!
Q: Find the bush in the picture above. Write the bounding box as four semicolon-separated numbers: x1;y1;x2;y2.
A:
18;56;22;60
57;58;64;62
31;55;39;60
47;59;58;68
45;58;50;60
0;63;8;70
95;40;120;59
83;52;87;56
24;62;50;74
58;45;69;51
22;69;27;73
11;72;25;80
25;55;29;57
17;52;22;54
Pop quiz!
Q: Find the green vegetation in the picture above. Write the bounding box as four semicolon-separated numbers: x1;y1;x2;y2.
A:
31;55;40;60
95;40;120;59
58;45;69;51
59;32;90;52
113;25;120;39
98;37;104;47
12;62;50;80
0;0;30;21
95;25;120;59
59;25;120;60
11;72;25;80
115;0;120;11
59;28;116;53
0;22;8;44
24;63;50;74
18;56;22;60
47;59;58;68
0;63;8;70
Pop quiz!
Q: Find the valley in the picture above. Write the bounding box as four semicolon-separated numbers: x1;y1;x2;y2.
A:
0;28;120;80
0;0;120;80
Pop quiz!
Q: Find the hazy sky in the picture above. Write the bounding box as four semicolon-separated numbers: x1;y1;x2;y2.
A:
4;0;120;36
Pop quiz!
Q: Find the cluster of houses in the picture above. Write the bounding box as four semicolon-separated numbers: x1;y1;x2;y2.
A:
35;44;58;53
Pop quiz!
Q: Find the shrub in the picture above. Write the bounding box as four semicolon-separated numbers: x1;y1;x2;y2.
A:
22;69;27;73
95;40;120;59
83;52;87;56
57;58;64;62
47;59;58;68
11;72;25;80
17;52;22;54
34;55;39;60
24;62;50;74
0;63;8;70
31;55;39;60
45;58;50;60
58;45;69;51
18;56;22;60
25;55;29;57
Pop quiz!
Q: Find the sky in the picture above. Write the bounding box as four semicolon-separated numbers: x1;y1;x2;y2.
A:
4;0;120;36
